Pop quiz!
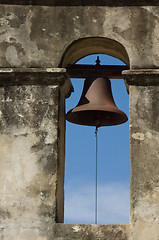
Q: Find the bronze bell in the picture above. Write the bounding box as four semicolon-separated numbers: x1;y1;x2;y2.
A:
66;77;128;127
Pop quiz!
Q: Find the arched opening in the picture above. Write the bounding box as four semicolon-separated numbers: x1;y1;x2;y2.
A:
64;53;130;224
60;37;130;67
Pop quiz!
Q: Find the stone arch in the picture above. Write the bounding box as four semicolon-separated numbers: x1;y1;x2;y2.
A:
60;37;130;67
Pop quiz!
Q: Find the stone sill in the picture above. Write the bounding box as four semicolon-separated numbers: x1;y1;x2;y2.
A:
123;69;159;86
0;68;73;96
0;68;66;74
0;67;67;85
54;223;130;240
123;69;159;75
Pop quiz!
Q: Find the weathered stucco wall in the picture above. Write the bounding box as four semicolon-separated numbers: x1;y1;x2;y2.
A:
0;5;159;68
0;1;158;240
0;69;72;239
123;70;159;240
130;86;159;240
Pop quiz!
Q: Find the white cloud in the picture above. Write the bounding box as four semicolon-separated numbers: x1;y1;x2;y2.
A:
64;182;130;224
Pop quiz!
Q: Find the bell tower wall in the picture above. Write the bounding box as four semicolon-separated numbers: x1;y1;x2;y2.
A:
0;1;158;240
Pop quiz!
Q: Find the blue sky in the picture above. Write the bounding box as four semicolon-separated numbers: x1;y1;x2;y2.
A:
64;54;130;224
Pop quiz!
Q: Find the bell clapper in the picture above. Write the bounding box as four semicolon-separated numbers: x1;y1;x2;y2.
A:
95;126;98;136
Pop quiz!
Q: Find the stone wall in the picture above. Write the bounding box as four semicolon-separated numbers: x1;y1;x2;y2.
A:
0;1;158;240
0;5;158;68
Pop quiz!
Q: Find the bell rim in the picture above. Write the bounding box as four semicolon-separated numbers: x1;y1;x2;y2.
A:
66;109;128;127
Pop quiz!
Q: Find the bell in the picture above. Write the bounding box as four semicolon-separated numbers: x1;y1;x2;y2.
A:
66;77;128;127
